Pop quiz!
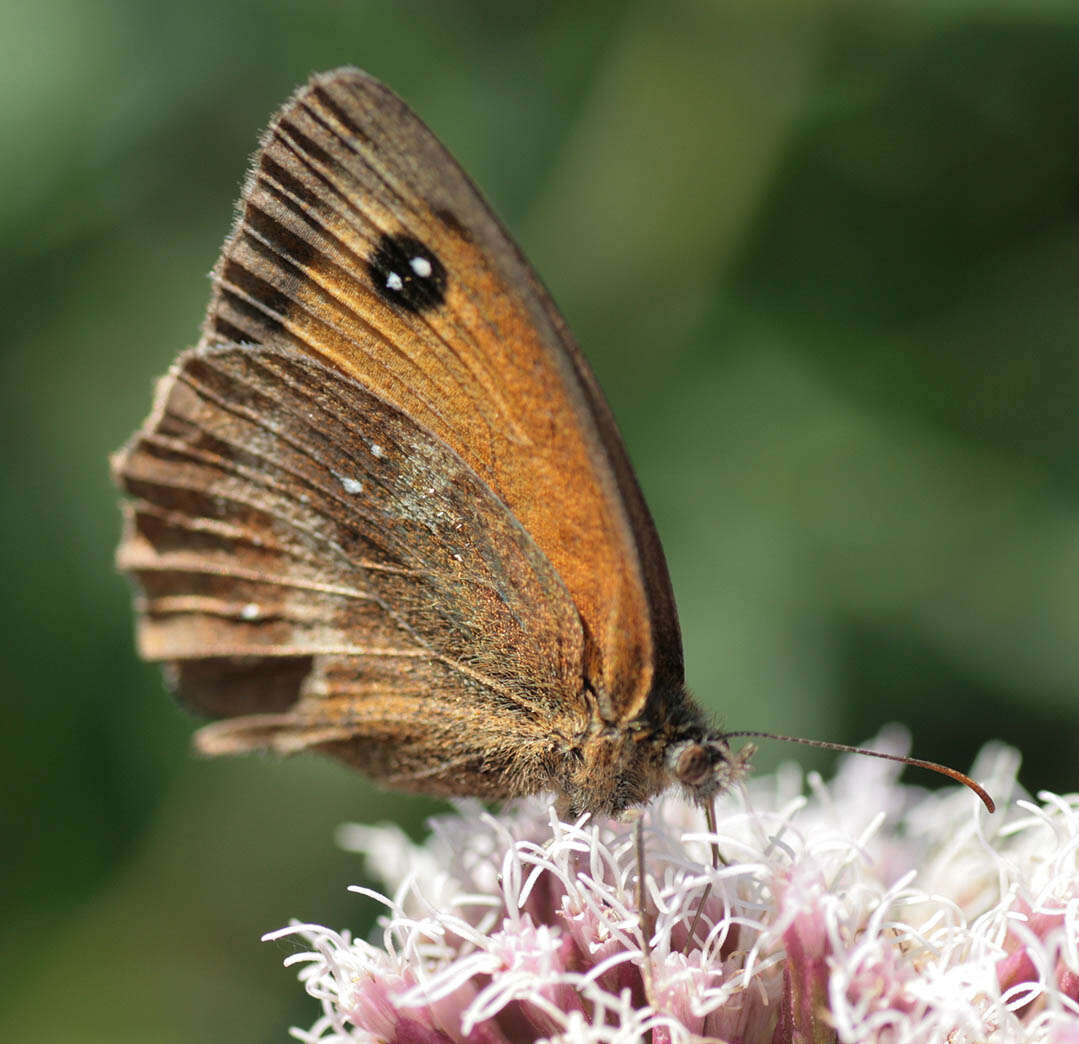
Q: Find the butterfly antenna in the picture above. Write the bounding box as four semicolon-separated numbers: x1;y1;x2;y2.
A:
723;731;995;813
635;814;655;1005
685;797;723;952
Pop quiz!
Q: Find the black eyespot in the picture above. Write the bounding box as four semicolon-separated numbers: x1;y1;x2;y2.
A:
366;233;447;314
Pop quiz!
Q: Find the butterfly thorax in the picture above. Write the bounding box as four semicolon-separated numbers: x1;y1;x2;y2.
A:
558;687;753;817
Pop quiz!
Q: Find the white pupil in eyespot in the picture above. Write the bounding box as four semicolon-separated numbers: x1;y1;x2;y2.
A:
386;271;404;291
410;256;433;278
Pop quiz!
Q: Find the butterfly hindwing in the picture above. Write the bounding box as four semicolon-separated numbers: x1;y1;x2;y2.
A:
113;343;588;797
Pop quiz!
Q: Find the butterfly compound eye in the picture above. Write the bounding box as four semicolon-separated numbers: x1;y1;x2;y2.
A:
366;232;448;314
671;741;717;789
668;735;754;802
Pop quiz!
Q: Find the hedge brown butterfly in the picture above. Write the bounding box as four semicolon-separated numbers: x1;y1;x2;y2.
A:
113;69;992;819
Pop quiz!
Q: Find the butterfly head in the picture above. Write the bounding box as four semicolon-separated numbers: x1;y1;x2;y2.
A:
667;734;757;804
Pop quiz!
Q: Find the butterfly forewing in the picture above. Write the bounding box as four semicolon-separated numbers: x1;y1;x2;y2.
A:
200;67;683;718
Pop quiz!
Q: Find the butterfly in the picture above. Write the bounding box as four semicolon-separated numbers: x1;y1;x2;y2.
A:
113;68;990;821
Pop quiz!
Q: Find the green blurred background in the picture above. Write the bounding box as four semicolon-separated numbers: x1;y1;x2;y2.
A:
5;0;1079;1039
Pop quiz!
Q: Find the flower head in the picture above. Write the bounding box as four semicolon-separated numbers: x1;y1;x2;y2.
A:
267;732;1079;1043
